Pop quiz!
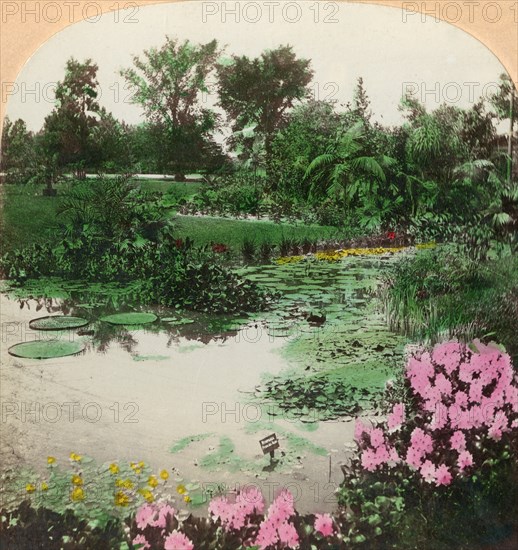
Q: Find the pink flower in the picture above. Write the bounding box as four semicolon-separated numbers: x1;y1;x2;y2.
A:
488;413;509;441
132;534;150;549
361;449;379;472
208;487;265;532
387;403;405;431
314;513;334;537
420;460;436;483
410;428;434;454
406;445;424;469
432;342;462;372
369;428;385;448
278;521;300;548
255;520;279;549
164;531;194;550
270;489;295;520
434;373;453;396
155;503;175;529
239;486;265;515
435;464;452;486
458;450;474;471
454;391;469;408
135;504;154;530
450;431;466;452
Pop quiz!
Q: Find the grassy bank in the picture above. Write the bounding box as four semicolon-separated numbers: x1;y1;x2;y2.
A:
0;182;339;255
381;246;518;359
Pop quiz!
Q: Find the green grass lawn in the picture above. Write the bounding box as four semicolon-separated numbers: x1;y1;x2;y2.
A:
0;184;67;254
1;182;339;254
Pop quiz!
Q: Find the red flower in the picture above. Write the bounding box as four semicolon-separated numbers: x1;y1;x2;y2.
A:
212;243;228;253
387;232;396;240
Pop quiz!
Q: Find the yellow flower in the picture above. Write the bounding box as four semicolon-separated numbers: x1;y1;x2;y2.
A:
130;460;145;471
71;474;83;486
41;482;49;491
109;463;119;475
135;468;142;475
70;487;85;501
138;488;154;503
115;478;133;489
47;456;56;465
25;483;36;493
176;484;186;495
114;491;130;507
183;495;191;503
69;452;82;462
148;475;158;488
159;469;169;480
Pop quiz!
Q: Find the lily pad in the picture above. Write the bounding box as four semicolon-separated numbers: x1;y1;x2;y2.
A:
29;315;89;331
8;340;85;359
164;318;195;326
100;312;158;325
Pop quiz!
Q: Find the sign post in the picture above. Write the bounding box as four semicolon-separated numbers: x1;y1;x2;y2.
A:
259;433;279;460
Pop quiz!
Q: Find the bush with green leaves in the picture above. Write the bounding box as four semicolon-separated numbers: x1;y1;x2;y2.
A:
179;172;266;217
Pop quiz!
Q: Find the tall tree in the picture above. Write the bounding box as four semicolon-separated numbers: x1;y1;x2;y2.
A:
1;117;35;181
352;77;372;124
217;45;313;173
42;58;102;179
121;37;222;178
489;73;518;181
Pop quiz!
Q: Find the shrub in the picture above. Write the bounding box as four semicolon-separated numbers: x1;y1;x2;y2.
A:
339;340;518;548
0;501;127;549
129;488;345;549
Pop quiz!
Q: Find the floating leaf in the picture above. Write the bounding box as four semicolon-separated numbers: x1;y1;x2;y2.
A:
8;340;85;359
29;316;89;331
100;312;158;325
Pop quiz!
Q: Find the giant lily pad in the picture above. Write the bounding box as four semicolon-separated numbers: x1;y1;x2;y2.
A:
8;340;85;359
29;315;89;331
100;312;158;325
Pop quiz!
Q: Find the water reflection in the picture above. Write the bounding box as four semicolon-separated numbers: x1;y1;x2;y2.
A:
5;255;396;357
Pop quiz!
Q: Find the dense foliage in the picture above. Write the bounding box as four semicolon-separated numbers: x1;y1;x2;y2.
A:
381;246;518;359
0;176;271;314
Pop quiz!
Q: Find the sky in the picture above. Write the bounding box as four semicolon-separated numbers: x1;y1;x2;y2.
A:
5;1;508;132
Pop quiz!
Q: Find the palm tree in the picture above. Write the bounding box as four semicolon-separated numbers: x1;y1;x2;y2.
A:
304;121;395;205
485;183;518;253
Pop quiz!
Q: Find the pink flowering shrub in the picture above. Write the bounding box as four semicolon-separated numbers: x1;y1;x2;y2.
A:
339;340;518;548
130;502;194;550
354;341;518;485
130;489;344;549
208;485;265;533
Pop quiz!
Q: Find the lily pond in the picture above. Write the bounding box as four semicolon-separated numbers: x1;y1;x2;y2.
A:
1;253;408;512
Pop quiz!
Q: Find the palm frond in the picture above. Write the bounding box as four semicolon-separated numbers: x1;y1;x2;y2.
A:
350;156;386;182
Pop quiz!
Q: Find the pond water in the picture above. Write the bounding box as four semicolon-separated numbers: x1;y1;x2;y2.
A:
0;254;408;512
